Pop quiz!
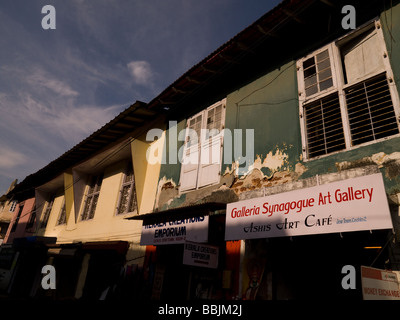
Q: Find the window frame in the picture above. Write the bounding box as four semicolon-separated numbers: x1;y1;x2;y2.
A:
179;98;226;192
115;162;138;216
80;174;103;221
10;202;24;233
26;208;36;232
56;198;67;225
9;200;17;213
40;194;55;229
297;19;400;161
297;43;340;102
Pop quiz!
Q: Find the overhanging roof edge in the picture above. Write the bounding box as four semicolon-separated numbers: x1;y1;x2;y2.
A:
127;202;227;221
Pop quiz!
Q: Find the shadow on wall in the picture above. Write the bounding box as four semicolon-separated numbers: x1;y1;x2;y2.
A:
1;240;148;300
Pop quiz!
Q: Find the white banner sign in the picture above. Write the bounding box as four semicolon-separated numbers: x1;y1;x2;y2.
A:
225;173;393;240
361;266;400;300
183;242;219;269
141;215;209;245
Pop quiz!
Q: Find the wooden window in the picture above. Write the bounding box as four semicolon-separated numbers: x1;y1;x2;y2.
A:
345;73;399;146
9;200;17;213
341;27;386;85
304;93;346;158
81;174;103;221
116;163;137;215
57;199;67;225
180;99;226;191
40;194;55;228
11;204;23;232
297;20;400;160
26;209;36;231
302;48;334;97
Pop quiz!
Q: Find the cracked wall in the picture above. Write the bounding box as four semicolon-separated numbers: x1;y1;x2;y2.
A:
153;62;305;212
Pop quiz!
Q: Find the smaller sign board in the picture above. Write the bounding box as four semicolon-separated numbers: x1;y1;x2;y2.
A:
141;215;209;245
361;266;400;300
183;241;219;269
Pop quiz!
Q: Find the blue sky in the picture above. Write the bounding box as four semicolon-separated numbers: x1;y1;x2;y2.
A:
0;0;281;195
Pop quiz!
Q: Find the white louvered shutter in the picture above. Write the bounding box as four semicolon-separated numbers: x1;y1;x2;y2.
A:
179;113;202;191
198;101;225;188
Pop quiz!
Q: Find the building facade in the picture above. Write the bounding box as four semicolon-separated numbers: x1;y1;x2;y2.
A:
137;0;400;300
1;0;400;300
1;102;164;299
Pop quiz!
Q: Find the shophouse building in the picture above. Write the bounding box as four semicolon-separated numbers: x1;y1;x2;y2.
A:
1;101;164;299
132;0;400;300
2;0;400;301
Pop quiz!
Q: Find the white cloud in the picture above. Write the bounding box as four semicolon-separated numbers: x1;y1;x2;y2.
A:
1;65;79;98
53;104;123;143
0;145;27;170
14;92;122;146
0;63;125;156
127;60;154;86
27;72;79;97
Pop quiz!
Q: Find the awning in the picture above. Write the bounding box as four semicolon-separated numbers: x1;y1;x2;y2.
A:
129;202;227;246
47;247;77;257
45;241;130;256
13;236;57;247
82;241;129;255
126;202;226;224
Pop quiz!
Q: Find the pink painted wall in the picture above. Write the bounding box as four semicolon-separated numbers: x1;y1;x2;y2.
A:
3;197;36;244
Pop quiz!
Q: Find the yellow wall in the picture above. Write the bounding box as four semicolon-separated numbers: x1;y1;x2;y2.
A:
42;193;64;231
131;132;165;215
36;136;165;265
64;170;74;226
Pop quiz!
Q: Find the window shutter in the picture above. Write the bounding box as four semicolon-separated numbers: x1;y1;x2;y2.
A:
179;113;203;191
341;28;385;85
198;102;225;188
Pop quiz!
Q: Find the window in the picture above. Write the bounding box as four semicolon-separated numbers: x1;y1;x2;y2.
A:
57;200;67;225
9;200;17;212
26;209;36;231
116;162;137;215
345;73;399;146
297;21;400;160
304;93;346;158
80;174;103;221
303;48;334;97
11;204;23;232
40;194;55;229
180;99;226;191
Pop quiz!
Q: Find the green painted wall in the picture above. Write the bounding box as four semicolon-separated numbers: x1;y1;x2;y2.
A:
223;61;301;176
381;1;400;90
157;119;186;185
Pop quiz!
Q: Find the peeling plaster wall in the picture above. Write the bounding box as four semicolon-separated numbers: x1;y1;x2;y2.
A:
300;137;400;197
154;62;303;211
155;110;400;215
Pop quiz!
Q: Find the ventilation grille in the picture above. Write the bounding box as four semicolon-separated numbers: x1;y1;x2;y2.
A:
304;93;346;158
345;73;399;146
